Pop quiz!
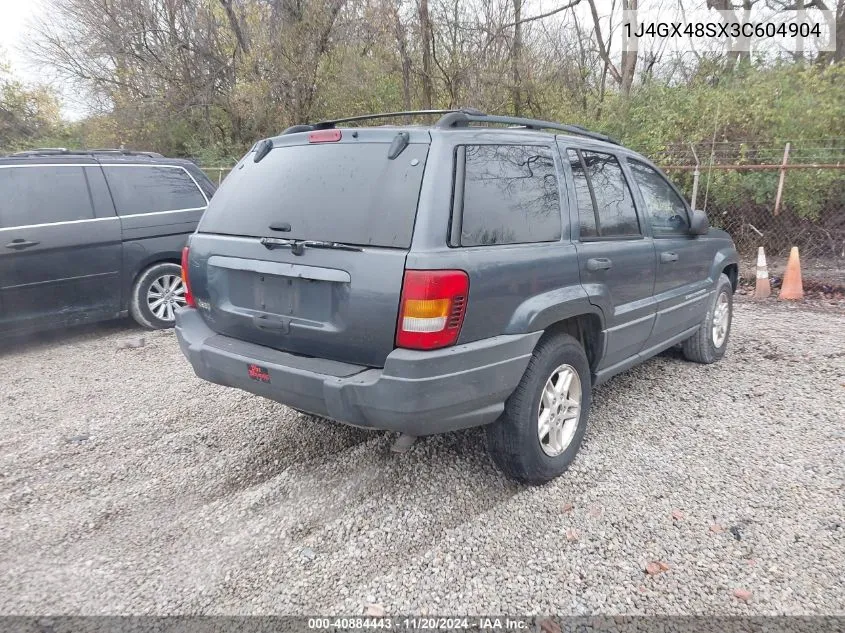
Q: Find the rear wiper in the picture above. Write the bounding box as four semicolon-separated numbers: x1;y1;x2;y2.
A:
260;237;363;255
302;240;363;252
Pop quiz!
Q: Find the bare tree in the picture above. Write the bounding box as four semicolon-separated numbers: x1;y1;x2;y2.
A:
512;0;523;115
27;0;351;148
706;0;762;64
391;0;413;111
419;0;434;108
586;0;638;95
767;0;845;64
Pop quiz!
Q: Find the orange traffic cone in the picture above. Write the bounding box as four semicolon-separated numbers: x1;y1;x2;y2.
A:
753;246;771;300
779;246;804;301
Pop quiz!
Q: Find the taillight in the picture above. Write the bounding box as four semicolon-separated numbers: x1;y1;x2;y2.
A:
180;246;196;308
308;129;342;143
396;270;469;350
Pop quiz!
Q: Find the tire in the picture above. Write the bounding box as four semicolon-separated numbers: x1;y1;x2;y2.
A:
682;273;733;364
486;333;592;485
129;262;187;330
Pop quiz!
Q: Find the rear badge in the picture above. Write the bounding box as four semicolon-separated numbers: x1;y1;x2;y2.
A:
247;364;271;383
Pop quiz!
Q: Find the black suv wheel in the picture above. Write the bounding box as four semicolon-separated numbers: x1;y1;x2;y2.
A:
487;333;592;484
130;262;188;329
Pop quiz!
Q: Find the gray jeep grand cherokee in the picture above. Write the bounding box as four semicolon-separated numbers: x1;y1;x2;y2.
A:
176;109;738;483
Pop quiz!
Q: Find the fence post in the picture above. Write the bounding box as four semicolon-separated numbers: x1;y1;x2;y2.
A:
689;143;701;210
773;142;790;217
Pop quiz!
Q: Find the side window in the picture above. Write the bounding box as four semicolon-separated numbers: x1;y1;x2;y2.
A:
103;166;207;216
627;160;690;235
458;144;562;246
567;150;598;238
567;149;640;238
0;166;94;228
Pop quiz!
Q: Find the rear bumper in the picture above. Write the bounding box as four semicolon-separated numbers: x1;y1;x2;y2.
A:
175;308;540;435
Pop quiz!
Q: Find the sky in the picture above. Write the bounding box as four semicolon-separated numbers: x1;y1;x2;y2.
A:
0;0;42;81
0;0;89;119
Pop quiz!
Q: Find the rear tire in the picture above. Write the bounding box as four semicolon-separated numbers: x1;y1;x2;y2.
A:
682;273;733;364
129;262;187;330
487;333;591;485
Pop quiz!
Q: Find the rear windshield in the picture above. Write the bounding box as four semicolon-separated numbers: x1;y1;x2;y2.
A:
198;142;429;248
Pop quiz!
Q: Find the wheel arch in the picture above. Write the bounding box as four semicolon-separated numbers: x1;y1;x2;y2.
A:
709;247;739;292
539;312;605;377
722;262;739;292
129;254;182;295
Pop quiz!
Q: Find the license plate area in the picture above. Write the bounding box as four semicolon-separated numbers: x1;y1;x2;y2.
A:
227;270;333;319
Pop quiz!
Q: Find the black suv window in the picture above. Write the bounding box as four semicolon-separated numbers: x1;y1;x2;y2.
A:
457;144;562;247
627;160;690;235
0;166;95;228
567;149;640;238
103;166;206;216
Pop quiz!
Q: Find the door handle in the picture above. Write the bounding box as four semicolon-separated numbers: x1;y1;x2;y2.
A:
5;239;41;250
586;257;613;271
660;252;679;263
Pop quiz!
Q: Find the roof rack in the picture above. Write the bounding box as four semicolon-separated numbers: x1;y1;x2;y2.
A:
10;147;69;155
10;148;164;158
281;108;484;134
435;111;619;145
279;108;619;145
88;149;165;158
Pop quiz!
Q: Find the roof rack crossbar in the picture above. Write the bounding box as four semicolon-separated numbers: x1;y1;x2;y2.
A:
282;108;486;134
434;112;620;145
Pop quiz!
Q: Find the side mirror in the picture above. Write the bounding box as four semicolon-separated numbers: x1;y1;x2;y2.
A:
689;210;709;236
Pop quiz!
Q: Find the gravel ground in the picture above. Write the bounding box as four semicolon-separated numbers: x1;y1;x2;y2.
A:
0;300;843;616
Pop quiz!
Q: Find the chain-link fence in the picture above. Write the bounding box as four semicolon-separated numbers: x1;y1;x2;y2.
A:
658;140;845;287
200;139;845;287
664;164;845;253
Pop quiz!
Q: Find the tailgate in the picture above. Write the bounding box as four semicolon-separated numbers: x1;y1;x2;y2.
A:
187;233;407;368
187;131;430;368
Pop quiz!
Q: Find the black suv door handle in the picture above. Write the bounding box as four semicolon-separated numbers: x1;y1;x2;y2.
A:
586;257;612;272
5;239;41;250
660;252;679;263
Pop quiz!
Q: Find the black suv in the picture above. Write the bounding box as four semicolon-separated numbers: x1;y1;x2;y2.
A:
176;110;738;483
0;149;215;334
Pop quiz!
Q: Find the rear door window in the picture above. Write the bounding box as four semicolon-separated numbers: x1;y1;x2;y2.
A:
456;144;562;246
103;166;207;216
567;149;640;238
0;165;95;228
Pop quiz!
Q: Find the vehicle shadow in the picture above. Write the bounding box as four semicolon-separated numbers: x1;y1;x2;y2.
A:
658;344;686;360
220;411;378;495
0;318;142;356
